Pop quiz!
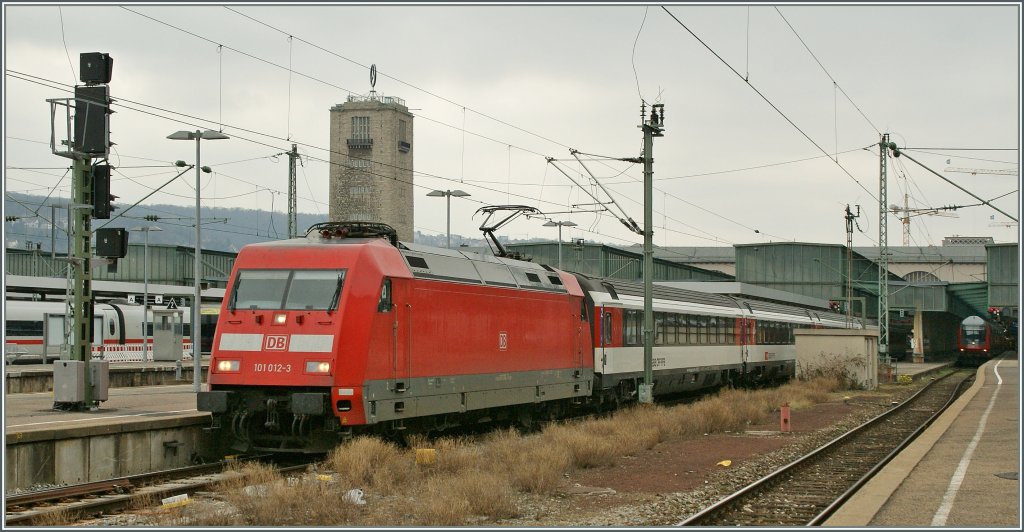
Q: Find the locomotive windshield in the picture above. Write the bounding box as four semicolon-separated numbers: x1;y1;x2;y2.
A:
961;325;985;342
230;269;347;310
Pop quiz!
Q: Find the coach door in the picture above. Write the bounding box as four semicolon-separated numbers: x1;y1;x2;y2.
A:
738;317;753;367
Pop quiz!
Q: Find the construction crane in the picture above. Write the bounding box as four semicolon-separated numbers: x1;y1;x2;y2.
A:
945;166;1018;176
889;193;958;245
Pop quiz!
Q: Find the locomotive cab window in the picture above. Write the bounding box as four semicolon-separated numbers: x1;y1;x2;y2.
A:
231;269;347;311
285;271;346;310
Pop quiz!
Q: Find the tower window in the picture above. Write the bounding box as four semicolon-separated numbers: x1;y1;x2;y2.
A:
352;116;370;140
398;119;410;152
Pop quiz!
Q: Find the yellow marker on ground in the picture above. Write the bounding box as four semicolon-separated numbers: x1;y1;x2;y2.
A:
416;448;437;465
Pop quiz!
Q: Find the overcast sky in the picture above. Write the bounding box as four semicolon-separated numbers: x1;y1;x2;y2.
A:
3;3;1020;251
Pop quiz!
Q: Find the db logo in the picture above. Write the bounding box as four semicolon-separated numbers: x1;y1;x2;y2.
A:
265;335;289;351
498;332;508;351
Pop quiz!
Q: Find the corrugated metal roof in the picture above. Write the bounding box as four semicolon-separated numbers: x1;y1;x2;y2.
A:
946;282;990;317
854;245;988;263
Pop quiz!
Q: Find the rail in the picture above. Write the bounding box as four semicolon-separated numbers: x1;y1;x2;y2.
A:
679;370;971;526
5;458;312;526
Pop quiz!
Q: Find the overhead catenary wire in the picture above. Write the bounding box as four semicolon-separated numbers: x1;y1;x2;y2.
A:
56;7;77;84
20;8;804;245
214;5;767;241
221;6;571;152
660;6;879;203
902;148;1020;167
6;68;743;245
6;8;1015;251
10;3;913;251
893;150;1019;222
774;6;881;135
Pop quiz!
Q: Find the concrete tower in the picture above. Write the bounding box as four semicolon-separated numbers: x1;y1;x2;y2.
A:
329;94;414;241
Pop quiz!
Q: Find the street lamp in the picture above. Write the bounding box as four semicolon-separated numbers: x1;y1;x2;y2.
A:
426;189;471;248
167;129;229;392
543;220;577;269
130;225;162;362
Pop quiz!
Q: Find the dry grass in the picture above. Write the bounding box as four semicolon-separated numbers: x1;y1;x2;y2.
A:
413;469;518;525
187;375;850;526
482;428;571;493
29;507;78;526
328;435;415;495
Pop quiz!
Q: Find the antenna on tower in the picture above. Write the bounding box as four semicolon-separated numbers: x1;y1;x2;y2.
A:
369;64;378;100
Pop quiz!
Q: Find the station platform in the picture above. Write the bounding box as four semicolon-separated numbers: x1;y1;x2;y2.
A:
885;357;952;381
4;359;207;394
4;381;210;490
827;351;1020;527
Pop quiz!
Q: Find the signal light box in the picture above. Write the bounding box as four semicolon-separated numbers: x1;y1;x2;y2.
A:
95;227;128;258
80;52;113;84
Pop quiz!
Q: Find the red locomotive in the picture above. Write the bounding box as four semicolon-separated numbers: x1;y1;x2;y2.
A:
199;222;592;453
957;315;1010;365
198;222;853;454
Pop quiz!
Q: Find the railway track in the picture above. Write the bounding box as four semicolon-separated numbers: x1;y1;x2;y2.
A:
679;370;972;526
4;458;313;526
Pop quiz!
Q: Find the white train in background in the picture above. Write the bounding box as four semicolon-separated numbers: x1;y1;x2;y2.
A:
3;299;217;364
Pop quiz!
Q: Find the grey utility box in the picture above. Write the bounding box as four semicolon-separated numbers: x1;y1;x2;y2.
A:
152;308;184;362
53;360;85;402
91;359;110;402
53;360;110;403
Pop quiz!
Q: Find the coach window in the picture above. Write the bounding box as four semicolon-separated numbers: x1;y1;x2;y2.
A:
654;313;664;345
671;313;679;347
6;320;44;337
378;279;393;312
665;313;675;344
708;317;719;345
622;310;632;345
659;314;669;345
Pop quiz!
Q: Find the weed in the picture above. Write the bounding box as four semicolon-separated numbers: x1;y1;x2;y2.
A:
328;436;415;495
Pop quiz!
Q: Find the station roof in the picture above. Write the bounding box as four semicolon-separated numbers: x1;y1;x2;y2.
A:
656;281;831;310
639;243;993;265
854;245;988;263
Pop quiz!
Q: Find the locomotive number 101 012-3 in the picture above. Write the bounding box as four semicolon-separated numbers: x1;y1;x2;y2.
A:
254;363;292;373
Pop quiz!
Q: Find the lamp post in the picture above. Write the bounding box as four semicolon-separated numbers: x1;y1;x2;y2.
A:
167;129;229;392
543;220;577;269
130;225;162;362
426;189;470;248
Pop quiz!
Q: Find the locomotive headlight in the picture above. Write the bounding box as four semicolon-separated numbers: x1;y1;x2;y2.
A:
305;361;331;374
273;313;288;325
216;360;240;372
